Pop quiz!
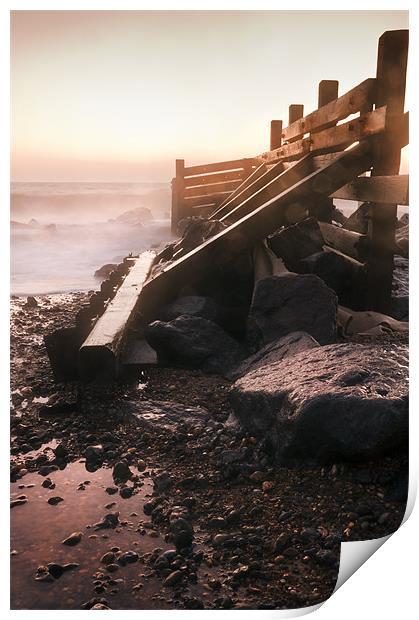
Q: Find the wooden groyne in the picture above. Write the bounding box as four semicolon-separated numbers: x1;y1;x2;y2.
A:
44;30;409;381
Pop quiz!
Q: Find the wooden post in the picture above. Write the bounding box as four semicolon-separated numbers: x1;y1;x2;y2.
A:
270;120;283;150
171;158;185;235
288;104;304;126
318;80;339;108
315;80;339;222
366;29;408;311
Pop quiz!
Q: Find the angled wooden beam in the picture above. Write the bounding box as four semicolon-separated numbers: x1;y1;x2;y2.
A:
139;143;374;320
211;162;268;218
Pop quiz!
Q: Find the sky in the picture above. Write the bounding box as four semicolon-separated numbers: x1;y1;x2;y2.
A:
10;10;409;182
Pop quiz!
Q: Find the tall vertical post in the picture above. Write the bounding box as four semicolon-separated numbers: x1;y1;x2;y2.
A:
315;80;339;222
288;104;304;127
366;30;408;311
270;120;283;150
171;158;185;235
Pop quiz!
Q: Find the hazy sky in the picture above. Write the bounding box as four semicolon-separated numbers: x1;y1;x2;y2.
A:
11;10;409;182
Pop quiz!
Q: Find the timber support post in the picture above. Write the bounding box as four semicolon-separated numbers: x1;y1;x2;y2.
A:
288;104;304;127
270;120;283;150
171;158;185;235
314;80;339;222
366;29;408;311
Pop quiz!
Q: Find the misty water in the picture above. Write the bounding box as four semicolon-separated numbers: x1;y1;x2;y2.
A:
11;182;408;297
11;182;173;295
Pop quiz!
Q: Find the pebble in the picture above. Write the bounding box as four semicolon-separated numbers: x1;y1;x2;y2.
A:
164;570;183;587
48;496;64;505
62;531;83;546
11;498;27;508
120;487;134;499
100;552;116;565
113;461;132;482
105;487;118;495
378;511;391;525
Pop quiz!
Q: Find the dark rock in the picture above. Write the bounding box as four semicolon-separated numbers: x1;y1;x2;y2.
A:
145;315;242;374
94;512;120;530
112;461;132;482
53;443;68;460
62;531;82;546
230;342;408;463
169;505;194;552
164;570;184;587
247;274;337;348
48;496;64;505
153;472;173;494
228;331;319;381
343;202;370;234
25;296;38;309
120;486;134;499
105;486;118;495
84;445;104;462
119;550;139;564
44;327;84;382
299;250;365;306
11;498;27;508
161;296;219;323
100;552;116;565
267;218;325;268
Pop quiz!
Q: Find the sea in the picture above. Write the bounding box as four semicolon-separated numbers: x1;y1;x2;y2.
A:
10;182;173;295
10;182;408;297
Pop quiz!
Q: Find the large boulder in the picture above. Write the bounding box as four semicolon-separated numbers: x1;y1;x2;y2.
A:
160;296;219;323
229;342;408;464
247;274;337;348
145;315;243;374
227;331;319;381
267;218;325;270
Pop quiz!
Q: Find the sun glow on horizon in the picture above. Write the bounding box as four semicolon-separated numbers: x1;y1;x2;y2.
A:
11;10;409;182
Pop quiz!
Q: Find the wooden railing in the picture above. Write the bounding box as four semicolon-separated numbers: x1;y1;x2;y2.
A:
171;29;409;312
171;157;259;233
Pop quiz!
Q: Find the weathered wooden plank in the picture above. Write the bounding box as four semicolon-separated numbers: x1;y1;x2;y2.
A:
219;157;314;224
139;143;373;319
310;106;387;152
319;222;369;262
183;179;242;198
367;29;408;311
184;157;257;177
330;174;409;205
211;162;268;217
259;106;386;165
183;191;232;208
79;251;155;380
212;161;282;221
184;169;244;187
282;78;376;143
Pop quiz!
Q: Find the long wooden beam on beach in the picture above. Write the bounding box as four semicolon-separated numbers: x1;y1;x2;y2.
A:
79;251;155;380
